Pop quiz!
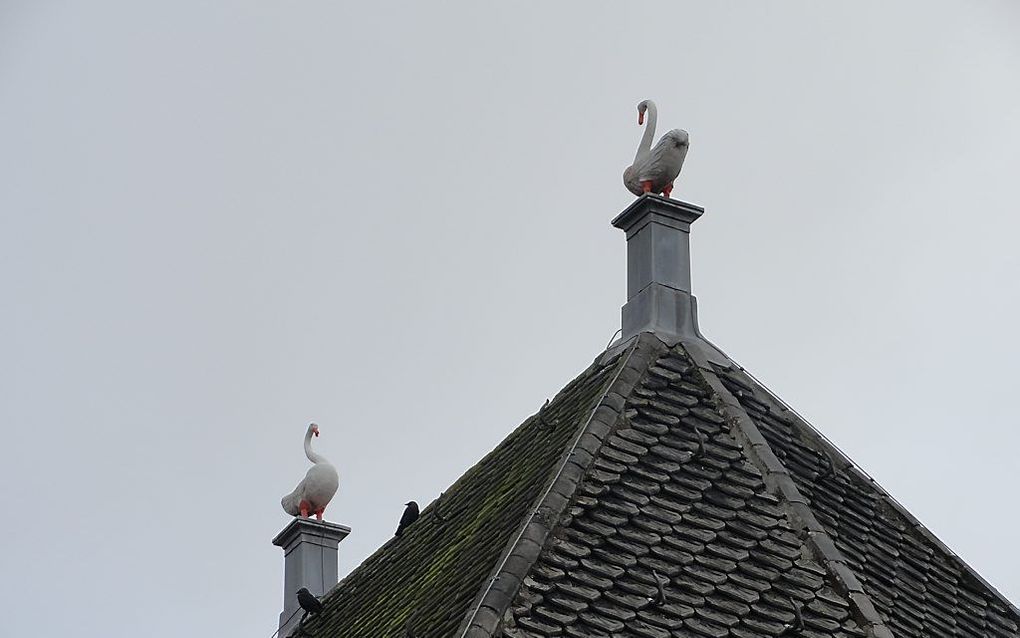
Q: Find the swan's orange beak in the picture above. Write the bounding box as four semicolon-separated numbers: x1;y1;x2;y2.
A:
638;112;644;125
312;426;320;437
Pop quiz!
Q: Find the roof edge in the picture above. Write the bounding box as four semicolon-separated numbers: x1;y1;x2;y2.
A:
682;338;896;638
708;345;1020;618
457;333;668;638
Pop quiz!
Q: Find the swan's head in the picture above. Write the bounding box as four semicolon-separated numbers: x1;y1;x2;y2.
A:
309;423;320;437
637;100;650;125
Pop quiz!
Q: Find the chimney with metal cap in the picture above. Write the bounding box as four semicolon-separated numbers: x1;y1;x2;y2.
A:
272;518;350;638
611;194;704;341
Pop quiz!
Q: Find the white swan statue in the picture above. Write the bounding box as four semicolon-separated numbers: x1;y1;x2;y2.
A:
623;99;689;198
281;423;340;520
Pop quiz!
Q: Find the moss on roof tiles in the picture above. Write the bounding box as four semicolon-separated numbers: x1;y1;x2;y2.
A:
300;348;628;638
293;332;1017;638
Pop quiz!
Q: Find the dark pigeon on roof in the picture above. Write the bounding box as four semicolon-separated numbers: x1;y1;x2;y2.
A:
290;195;1018;638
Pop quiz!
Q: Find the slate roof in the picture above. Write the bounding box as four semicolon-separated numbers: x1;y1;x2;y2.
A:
298;333;1018;638
300;347;630;638
712;362;1020;637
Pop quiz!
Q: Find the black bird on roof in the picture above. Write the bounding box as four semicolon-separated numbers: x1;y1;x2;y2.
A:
296;587;323;617
395;501;420;536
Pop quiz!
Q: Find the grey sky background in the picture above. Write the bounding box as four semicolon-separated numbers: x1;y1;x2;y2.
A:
2;2;1018;636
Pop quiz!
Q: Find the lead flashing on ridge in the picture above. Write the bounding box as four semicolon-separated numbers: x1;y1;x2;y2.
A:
684;343;895;638
457;334;667;638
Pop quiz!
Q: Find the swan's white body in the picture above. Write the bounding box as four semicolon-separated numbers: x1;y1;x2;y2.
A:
623;100;689;197
281;423;340;519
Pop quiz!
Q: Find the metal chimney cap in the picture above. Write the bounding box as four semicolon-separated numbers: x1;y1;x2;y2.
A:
612;194;704;238
272;517;351;550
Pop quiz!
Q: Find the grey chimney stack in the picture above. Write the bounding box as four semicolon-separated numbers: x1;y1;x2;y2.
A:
612;194;704;341
273;518;350;638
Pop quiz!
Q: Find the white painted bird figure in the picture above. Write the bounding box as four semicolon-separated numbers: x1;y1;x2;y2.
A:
623;99;689;198
281;423;340;520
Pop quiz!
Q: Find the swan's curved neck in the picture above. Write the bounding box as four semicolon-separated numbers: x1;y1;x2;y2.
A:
304;429;328;464
635;101;658;162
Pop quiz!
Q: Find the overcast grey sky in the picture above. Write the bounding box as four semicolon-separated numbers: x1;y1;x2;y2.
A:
2;2;1018;636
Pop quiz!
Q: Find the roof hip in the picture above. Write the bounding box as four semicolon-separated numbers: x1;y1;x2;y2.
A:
683;339;896;638
457;333;668;638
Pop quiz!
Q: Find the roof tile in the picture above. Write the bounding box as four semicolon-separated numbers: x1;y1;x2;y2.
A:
303;334;1017;638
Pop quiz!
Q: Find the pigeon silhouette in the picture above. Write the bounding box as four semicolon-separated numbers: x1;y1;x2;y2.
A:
395;501;420;536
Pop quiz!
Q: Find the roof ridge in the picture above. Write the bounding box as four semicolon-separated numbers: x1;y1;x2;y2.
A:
715;352;1020;619
458;333;668;638
681;338;896;638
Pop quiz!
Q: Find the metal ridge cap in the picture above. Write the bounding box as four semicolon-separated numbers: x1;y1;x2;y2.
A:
714;349;1020;618
683;339;895;638
456;333;667;638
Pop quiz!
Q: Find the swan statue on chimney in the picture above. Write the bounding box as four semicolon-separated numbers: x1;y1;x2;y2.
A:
281;423;340;520
623;99;689;198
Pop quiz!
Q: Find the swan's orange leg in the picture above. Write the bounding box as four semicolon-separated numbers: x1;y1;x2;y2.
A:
662;182;674;198
640;180;653;193
299;500;311;518
314;507;325;521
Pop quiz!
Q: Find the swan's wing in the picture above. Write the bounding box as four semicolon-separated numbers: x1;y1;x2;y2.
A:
623;165;645;196
636;131;689;182
281;486;303;516
281;469;316;515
